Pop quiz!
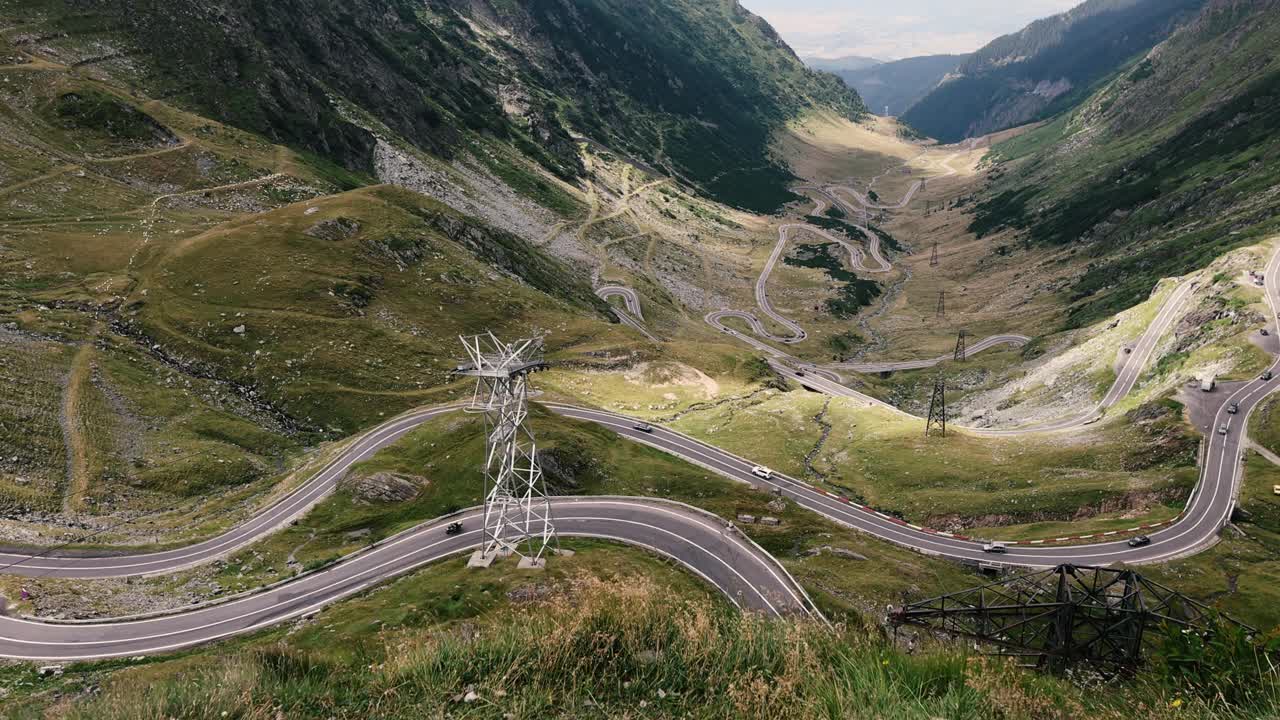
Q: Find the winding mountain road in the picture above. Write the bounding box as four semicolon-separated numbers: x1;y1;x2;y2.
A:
597;286;644;320
596;285;658;341
703;223;896;347
700;145;1026;383
0;497;810;660
759;279;1195;438
7;263;1275;660
824;149;960;213
770;277;1191;435
0;247;1272;660
696;143;1201;437
3;138;1273;662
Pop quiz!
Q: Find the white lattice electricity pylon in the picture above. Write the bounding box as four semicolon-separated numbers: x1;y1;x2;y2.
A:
457;332;556;569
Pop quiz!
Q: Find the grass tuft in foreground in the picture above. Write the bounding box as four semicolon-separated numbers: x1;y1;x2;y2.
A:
47;575;1278;720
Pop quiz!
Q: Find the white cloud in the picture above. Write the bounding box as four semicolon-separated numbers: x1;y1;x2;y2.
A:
740;0;1081;60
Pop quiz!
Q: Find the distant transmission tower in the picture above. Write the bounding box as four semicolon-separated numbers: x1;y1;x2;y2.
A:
457;332;556;569
954;329;967;362
930;241;939;267
925;376;947;437
935;291;946;319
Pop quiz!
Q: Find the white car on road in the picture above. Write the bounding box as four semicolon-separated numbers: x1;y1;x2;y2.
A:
751;466;774;479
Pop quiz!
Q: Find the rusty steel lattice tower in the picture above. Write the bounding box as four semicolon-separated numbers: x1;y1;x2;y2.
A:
890;565;1255;677
457;333;555;569
925;375;946;437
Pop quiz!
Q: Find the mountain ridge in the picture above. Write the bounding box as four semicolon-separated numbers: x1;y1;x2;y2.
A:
902;0;1207;142
970;0;1280;327
806;55;884;73
29;0;863;213
831;54;967;118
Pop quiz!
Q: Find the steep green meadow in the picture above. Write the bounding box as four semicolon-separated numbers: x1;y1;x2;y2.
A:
123;184;615;433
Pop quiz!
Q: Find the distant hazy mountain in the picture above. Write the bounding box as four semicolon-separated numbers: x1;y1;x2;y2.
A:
834;55;967;117
806;55;884;74
903;0;1208;142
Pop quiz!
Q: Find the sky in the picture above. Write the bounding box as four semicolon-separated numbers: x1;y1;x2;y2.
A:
739;0;1081;61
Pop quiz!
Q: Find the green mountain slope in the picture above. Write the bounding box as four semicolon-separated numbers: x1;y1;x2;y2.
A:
0;0;870;476
466;0;867;211
902;0;1207;142
10;0;862;213
0;24;620;446
970;0;1280;327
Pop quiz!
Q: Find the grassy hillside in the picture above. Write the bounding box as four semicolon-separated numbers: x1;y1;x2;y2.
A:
122;184;616;432
903;0;1206;142
2;0;863;213
9;575;1273;719
969;0;1280;328
0;30;640;539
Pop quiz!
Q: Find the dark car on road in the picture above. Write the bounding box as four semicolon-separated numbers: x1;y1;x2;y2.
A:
445;522;464;536
1228;402;1240;414
1264;371;1275;381
1127;535;1151;548
633;422;654;433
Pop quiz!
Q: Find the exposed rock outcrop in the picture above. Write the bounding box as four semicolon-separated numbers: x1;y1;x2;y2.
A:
340;471;425;504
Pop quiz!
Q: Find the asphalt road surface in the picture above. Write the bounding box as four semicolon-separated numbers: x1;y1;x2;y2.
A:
766;280;1197;438
596;286;658;342
0;498;811;660
824;149;959;212
596;286;644;319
